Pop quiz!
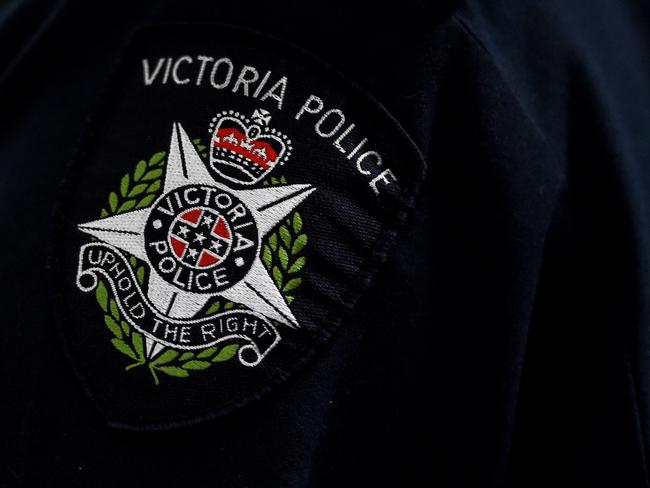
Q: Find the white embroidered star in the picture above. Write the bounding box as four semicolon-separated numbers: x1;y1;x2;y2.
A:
211;240;224;253
187;248;198;259
177;225;190;237
193;232;206;244
202;214;214;227
78;122;314;329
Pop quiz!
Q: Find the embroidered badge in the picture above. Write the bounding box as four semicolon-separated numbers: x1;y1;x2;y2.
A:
53;24;425;429
76;113;312;379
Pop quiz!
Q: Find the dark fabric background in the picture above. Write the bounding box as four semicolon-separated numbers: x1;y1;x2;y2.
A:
1;0;650;486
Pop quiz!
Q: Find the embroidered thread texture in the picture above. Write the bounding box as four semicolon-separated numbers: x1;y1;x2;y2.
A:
85;137;308;384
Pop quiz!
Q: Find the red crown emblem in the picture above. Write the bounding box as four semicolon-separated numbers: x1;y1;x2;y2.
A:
209;109;292;185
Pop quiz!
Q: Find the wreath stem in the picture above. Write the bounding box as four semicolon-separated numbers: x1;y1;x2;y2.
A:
125;361;146;371
148;365;161;386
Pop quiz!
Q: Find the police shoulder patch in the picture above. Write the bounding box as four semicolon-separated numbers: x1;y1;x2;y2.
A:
53;24;425;429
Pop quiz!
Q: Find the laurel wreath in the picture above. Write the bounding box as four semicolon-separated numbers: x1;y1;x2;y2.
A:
93;139;307;384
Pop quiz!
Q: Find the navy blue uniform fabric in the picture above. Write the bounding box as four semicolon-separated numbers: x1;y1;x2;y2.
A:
1;1;650;486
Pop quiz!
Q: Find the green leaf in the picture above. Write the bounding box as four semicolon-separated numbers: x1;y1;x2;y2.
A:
131;332;145;359
120;320;130;336
128;183;148;197
262;245;273;268
272;266;283;288
104;316;122;339
129;255;137;267
150;349;179;366
288;256;306;274
225;302;235;310
117;199;136;213
205;301;222;315
271;177;279;185
293;212;303;233
109;299;120;321
108;192;118;212
100;208;109;218
179;352;195;361
283;277;303;292
111;338;137;360
197;347;218;359
135;193;156;209
292;234;307;255
182;360;211;370
285;295;295;304
149;151;166;166
280;176;287;184
96;281;108;312
146;179;161;193
213;344;239;362
157;366;189;378
120;174;130;197
134;160;147;181
136;266;146;285
268;233;278;252
279;246;289;270
142;168;163;181
279;225;291;248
